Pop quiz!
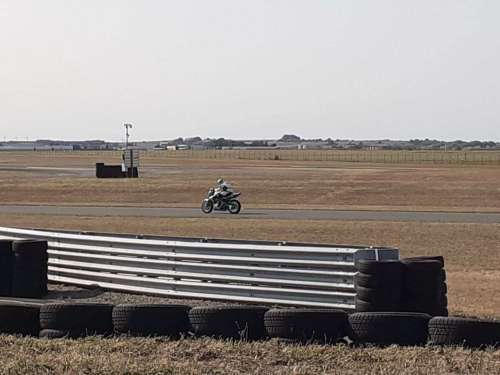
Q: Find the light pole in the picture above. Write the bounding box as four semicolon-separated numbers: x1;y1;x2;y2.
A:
124;123;132;149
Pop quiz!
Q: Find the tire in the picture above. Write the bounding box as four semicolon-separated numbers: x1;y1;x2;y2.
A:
264;308;348;343
189;305;268;340
201;199;214;214
429;317;500;348
402;260;442;278
11;263;47;298
355;297;400;312
355;286;401;305
0;304;40;336
39;328;85;339
356;260;403;276
0;240;13;297
12;240;48;259
348;312;431;346
354;272;401;289
40;303;114;336
402;260;443;292
113;304;190;337
228;200;241;214
0;239;13;255
401;256;444;268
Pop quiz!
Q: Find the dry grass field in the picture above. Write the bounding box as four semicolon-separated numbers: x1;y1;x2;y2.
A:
0;151;498;374
0;336;498;375
1;151;500;212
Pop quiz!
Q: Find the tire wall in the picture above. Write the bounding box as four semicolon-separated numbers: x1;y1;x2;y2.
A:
355;257;448;315
1;239;49;298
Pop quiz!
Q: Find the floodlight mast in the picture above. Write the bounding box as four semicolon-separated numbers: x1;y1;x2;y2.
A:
124;123;132;149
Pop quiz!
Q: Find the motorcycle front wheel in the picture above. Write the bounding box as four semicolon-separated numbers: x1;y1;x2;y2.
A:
228;199;241;214
201;199;214;214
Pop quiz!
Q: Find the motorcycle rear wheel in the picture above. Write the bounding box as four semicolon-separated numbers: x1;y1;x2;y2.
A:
228;200;241;214
201;199;214;214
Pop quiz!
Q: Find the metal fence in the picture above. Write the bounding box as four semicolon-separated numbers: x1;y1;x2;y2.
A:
147;149;500;164
0;227;399;310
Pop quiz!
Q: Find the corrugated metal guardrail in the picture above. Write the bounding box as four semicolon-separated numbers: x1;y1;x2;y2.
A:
0;227;399;310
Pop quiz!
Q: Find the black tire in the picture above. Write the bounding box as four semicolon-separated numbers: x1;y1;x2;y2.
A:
0;304;40;336
113;304;190;337
0;240;13;297
39;328;84;339
355;286;402;305
356;260;403;276
355;297;398;312
264;308;348;343
228;199;241;214
348;312;431;346
11;263;47;298
402;259;442;276
189;305;268;340
354;272;400;288
12;239;48;259
201;199;214;214
428;317;500;348
40;303;114;336
402;256;444;268
402;260;443;292
0;239;13;255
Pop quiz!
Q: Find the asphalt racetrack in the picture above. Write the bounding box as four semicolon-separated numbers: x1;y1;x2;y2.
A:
0;204;499;223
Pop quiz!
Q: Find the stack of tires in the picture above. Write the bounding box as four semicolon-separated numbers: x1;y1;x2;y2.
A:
401;256;448;316
354;260;403;312
0;240;13;297
11;239;48;298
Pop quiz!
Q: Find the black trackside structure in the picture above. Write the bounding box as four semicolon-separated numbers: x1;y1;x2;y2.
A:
354;257;448;316
0;239;48;298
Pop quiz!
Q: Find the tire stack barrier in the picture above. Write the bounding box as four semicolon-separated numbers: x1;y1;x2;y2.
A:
188;306;268;340
348;312;431;346
401;257;448;316
354;260;403;312
264;308;348;343
429;316;500;348
113;304;190;337
0;303;497;347
0;304;40;336
39;303;114;338
354;257;448;316
0;240;13;296
11;240;48;298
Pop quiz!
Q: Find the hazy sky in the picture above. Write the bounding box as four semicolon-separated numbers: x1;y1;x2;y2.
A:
1;1;499;141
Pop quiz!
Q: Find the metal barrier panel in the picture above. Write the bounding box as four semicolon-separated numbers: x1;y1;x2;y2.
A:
0;227;399;310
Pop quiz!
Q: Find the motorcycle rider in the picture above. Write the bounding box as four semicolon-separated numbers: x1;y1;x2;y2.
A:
213;178;233;207
215;178;233;196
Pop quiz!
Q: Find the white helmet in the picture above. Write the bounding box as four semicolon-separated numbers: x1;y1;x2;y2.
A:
217;178;224;185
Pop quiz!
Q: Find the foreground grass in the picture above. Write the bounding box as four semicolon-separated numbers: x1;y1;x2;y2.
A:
0;336;498;375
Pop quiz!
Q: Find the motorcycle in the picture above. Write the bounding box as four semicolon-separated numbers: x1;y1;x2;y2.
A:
201;188;242;214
